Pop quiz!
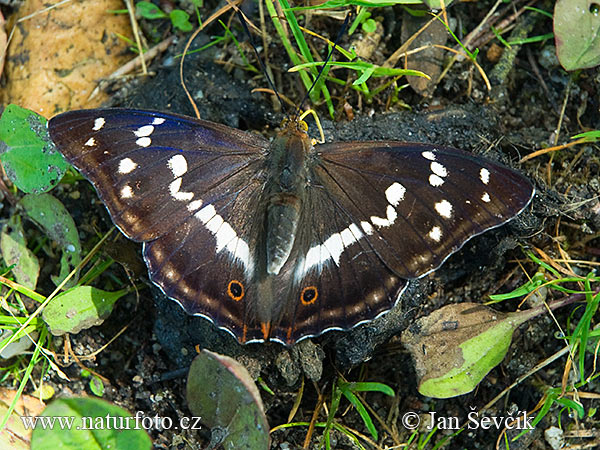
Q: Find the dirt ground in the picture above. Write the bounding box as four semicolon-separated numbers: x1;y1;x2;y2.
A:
1;0;600;449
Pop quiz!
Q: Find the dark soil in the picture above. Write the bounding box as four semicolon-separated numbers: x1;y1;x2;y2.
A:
4;1;600;449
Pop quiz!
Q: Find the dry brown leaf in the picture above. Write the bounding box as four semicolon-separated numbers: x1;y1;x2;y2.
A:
0;10;7;80
0;388;46;448
402;303;526;398
401;9;448;97
2;0;133;117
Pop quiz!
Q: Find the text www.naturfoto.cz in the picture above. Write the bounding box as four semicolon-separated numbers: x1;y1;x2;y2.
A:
20;412;203;431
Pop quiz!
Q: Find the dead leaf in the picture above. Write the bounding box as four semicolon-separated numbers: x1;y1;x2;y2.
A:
0;389;46;448
2;0;132;116
402;303;528;398
401;8;448;97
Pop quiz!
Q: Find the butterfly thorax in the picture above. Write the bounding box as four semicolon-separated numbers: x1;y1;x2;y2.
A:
265;121;313;276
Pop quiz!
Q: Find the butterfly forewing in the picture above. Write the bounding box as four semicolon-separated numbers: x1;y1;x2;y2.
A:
48;108;272;341
48;109;269;241
315;142;534;279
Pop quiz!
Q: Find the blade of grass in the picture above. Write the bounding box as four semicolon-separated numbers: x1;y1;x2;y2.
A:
0;326;47;430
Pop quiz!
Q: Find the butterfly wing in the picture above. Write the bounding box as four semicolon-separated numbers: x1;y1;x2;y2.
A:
313;141;534;279
48;109;269;241
267;141;534;344
48;108;271;341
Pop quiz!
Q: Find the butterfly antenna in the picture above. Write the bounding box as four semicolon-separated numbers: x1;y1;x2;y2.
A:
236;9;289;117
294;12;352;120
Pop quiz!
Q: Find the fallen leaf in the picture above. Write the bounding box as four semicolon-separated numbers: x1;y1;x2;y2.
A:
402;303;529;398
1;0;132;116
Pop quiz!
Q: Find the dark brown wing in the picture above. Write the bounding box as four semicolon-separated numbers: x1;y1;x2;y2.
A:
49;108;271;343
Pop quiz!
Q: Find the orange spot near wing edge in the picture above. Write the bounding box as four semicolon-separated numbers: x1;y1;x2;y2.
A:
261;322;271;340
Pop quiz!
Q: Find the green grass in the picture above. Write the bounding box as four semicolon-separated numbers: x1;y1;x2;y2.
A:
486;251;600;443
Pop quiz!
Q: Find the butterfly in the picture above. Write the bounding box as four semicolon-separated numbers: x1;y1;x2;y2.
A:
48;108;534;345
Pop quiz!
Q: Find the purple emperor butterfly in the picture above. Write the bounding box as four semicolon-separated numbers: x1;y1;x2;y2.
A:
48;109;534;345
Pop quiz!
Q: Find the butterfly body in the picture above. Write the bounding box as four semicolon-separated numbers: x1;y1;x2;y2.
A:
48;108;534;345
264;120;312;276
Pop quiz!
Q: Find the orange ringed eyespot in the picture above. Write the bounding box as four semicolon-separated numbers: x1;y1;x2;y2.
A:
227;280;244;301
300;286;318;305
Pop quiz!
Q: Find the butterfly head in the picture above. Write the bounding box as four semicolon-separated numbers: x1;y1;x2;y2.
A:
280;116;309;135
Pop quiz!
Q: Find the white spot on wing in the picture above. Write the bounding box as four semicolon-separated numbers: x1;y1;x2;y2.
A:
480;168;490;185
430;162;447;178
422;151;436;161
169;178;194;201
429;174;444;187
187;199;203;212
371;205;397;227
136;137;151;147
120;185;133;198
435;199;453;218
84;137;95;146
322;233;345;265
385;182;406;206
225;237;251;270
361;221;374;235
152;117;166;125
297;222;365;279
118;158;138;174
194;204;253;275
214;221;237;252
168;154;188;177
481;192;491;203
428;226;442;242
307;245;322;267
195;204;216;223
204;214;224;235
93;117;105;131
134;125;154;137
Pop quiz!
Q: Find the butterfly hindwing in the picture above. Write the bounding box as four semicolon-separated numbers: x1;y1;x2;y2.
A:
268;182;408;344
142;172;269;342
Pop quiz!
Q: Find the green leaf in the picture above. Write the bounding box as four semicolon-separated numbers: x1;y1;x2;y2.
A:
135;1;167;19
361;18;377;34
554;0;600;70
1;214;40;289
170;10;193;32
186;350;270;449
572;130;600;142
0;105;67;194
354;67;375;85
42;286;128;336
290;60;429;85
488;272;545;301
89;376;105;397
341;381;395;396
0;328;37;359
30;397;151;450
338;384;378;440
402;303;530;398
19;193;81;287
